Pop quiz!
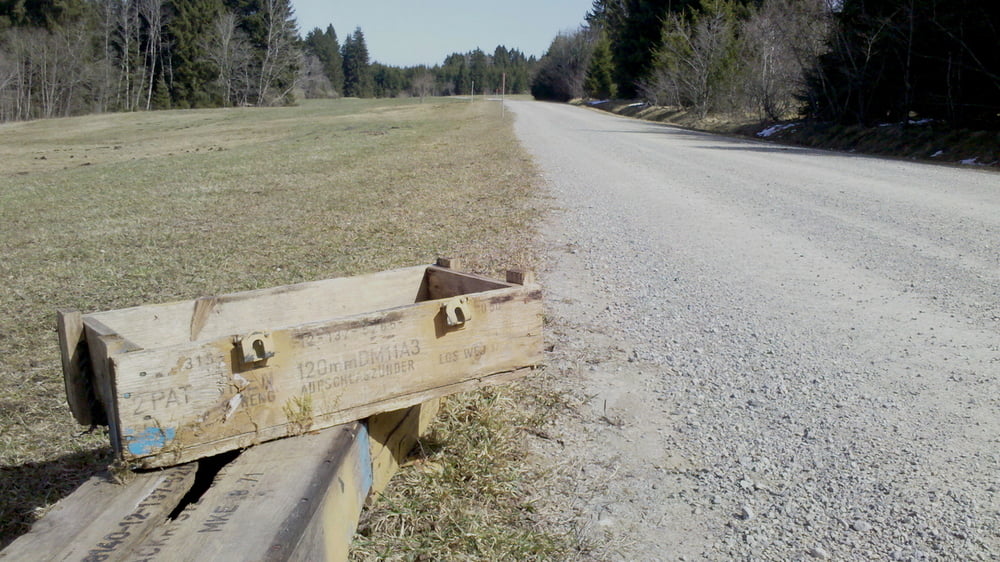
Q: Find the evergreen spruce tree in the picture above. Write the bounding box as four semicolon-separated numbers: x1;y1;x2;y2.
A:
304;24;343;95
468;48;488;94
151;74;172;109
584;32;615;99
803;0;1000;126
341;27;373;97
589;0;698;98
168;0;224;107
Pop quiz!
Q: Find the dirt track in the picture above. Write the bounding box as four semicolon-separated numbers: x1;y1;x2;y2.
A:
509;101;1000;560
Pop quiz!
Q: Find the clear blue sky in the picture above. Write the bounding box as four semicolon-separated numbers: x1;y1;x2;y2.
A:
290;0;595;67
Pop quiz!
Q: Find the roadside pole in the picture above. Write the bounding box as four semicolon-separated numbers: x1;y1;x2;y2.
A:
501;73;506;119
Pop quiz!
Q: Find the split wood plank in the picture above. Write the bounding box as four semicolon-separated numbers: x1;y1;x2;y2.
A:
0;465;197;561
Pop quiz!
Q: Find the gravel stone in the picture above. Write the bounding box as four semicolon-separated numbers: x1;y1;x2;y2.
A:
808;546;831;559
852;520;873;532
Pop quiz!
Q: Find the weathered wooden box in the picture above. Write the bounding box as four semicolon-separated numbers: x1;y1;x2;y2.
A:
59;260;541;468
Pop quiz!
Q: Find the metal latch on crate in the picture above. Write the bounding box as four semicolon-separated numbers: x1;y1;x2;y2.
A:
236;331;275;365
442;297;473;327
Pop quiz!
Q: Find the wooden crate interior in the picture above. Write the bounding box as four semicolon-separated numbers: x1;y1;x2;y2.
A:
83;265;511;350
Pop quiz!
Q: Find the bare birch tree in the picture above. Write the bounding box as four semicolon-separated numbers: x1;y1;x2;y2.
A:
742;0;830;120
411;69;435;101
203;12;250;105
255;0;298;106
140;0;165;110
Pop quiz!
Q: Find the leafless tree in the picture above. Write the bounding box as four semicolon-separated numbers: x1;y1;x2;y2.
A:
115;0;142;110
255;0;298;106
297;53;334;98
140;0;165;110
203;12;251;105
530;28;596;101
0;23;97;120
645;8;740;118
411;69;435;102
742;0;831;120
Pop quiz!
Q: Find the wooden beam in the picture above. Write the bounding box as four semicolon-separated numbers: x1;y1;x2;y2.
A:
0;465;197;561
367;399;439;499
127;423;370;561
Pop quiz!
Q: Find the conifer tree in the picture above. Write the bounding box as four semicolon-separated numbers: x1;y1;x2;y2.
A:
304;25;343;94
341;27;373;97
468;48;488;94
584;32;615;99
168;0;224;107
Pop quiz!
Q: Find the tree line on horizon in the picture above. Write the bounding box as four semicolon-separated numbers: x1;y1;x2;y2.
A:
299;24;535;101
0;0;300;120
0;0;536;122
532;0;1000;128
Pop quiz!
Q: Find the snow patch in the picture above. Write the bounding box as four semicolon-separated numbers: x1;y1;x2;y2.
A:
931;150;945;158
959;157;982;166
879;119;933;127
757;123;798;138
625;102;645;108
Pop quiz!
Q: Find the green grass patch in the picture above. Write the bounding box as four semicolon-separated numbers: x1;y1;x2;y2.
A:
0;98;556;554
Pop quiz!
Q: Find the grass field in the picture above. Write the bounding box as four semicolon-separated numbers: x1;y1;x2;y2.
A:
0;98;562;556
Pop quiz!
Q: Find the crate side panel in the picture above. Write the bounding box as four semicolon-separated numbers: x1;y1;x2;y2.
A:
87;266;428;349
424;266;511;300
110;285;542;467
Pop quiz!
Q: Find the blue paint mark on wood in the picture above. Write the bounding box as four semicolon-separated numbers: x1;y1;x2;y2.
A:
124;427;176;456
356;423;373;496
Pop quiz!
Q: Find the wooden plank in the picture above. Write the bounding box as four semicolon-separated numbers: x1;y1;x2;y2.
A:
417;398;439;435
423;265;511;300
132;423;370;561
83;324;136;456
104;279;542;468
434;257;461;270
0;465;197;561
367;399;439;498
505;269;536;286
86;266;429;350
57;309;102;426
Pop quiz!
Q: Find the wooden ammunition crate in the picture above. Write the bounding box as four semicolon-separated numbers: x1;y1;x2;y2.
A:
58;259;541;468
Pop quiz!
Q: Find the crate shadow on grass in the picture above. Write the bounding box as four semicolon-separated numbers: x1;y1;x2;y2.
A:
0;446;113;550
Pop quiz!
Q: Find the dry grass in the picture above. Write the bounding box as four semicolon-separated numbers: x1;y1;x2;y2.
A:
351;384;571;561
0;97;556;553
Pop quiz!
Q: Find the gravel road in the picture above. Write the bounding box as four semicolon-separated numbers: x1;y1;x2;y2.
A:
508;101;1000;561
